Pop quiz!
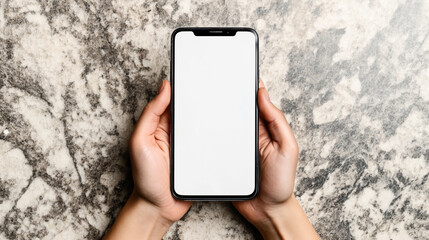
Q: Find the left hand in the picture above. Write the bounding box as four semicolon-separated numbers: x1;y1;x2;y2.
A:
129;80;192;223
104;80;191;240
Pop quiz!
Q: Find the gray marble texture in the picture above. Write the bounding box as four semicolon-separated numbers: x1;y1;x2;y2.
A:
0;0;428;239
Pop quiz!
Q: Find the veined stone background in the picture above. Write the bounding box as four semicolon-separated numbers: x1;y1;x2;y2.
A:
0;0;428;239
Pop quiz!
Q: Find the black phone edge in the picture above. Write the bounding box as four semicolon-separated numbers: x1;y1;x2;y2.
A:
170;27;260;201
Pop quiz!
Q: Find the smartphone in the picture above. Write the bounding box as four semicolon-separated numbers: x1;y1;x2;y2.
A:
170;27;259;200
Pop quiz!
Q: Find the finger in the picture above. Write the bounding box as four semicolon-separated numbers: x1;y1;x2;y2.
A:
258;82;298;152
154;105;171;149
259;117;272;153
258;116;269;140
259;78;265;88
158;105;171;135
134;80;171;137
258;80;270;147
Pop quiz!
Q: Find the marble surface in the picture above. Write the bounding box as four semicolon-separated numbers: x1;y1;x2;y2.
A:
1;0;428;239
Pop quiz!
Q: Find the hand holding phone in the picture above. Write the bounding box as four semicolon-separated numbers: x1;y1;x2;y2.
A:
105;80;192;240
233;80;319;239
105;28;318;239
105;79;319;240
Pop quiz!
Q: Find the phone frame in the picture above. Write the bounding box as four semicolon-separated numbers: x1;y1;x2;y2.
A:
170;27;259;200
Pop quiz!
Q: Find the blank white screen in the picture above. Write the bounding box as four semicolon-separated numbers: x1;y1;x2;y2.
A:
174;31;256;196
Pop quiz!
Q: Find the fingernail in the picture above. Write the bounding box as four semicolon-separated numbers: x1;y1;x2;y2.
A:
264;88;270;102
158;80;165;93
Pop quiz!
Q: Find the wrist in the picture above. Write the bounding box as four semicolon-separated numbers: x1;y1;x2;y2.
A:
254;195;319;240
261;195;296;239
129;190;174;230
104;190;173;240
251;196;294;240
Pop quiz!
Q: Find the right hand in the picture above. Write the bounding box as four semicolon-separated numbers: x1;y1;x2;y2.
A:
233;79;299;228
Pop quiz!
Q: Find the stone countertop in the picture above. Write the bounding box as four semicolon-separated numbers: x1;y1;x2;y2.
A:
1;0;428;239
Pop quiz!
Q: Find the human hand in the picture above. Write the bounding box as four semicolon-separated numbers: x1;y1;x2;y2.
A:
233;79;298;221
129;80;191;222
104;80;191;240
233;80;319;239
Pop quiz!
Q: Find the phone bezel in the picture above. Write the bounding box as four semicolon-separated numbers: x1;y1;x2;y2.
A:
170;27;259;201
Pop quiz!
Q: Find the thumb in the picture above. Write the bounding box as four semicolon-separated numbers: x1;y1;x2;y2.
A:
258;83;297;152
133;80;171;137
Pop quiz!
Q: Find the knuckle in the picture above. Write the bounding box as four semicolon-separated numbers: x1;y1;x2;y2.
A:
275;107;286;118
281;141;299;159
143;101;153;113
